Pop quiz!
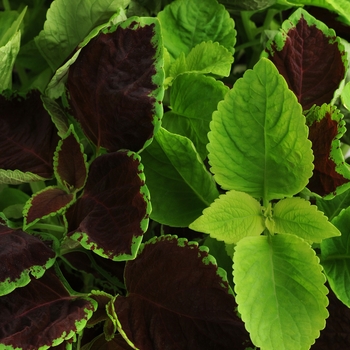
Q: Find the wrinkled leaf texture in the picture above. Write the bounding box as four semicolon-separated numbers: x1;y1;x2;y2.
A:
265;8;346;110
0;90;59;183
0;225;56;296
0;268;97;349
66;151;150;261
114;235;253;350
67;16;164;153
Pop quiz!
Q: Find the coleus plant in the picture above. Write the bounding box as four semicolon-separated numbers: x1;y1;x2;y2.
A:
1;0;350;350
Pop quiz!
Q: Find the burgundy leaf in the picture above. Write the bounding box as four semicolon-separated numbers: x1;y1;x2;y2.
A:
0;268;97;349
65;151;150;260
24;187;75;227
266;11;346;110
55;127;87;191
0;225;56;295
0;90;59;178
66;18;163;152
306;105;350;196
114;235;253;350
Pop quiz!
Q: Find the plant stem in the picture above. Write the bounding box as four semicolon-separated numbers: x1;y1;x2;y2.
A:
32;223;66;233
2;0;10;11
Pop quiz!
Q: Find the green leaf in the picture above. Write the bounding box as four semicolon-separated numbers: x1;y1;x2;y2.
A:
234;234;329;350
190;190;265;244
169;41;234;79
0;169;48;185
141;127;219;227
273;197;340;243
157;0;236;60
208;57;314;202
316;188;350;221
321;206;350;307
35;0;130;71
342;81;350;111
0;7;27;48
162;73;228;160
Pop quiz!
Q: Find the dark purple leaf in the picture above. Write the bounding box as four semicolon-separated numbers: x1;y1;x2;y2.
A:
113;235;253;350
55;127;87;191
266;10;346;110
0;225;56;296
66;17;163;153
306;105;350;197
65;151;150;260
24;187;74;227
0;90;59;179
0;268;97;349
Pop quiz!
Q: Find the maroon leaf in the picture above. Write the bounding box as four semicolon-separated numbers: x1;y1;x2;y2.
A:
65;151;150;260
0;225;56;295
306;104;350;197
266;9;346;110
113;235;253;350
54;127;88;192
0;268;97;349
0;90;59;179
24;187;75;228
66;17;164;153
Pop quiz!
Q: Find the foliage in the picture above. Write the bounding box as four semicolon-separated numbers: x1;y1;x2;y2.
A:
1;0;350;349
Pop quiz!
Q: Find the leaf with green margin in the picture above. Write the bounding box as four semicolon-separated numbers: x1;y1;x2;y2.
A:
162;73;228;160
316;188;350;221
66;16;164;153
0;225;57;296
34;0;130;71
141;127;219;227
208;58;313;201
234;234;329;350
54;125;88;192
113;235;253;350
341;81;350;111
273;197;340;242
0;268;97;349
283;0;350;25
321;206;350;307
190;190;265;244
168;41;234;80
305;104;350;198
23;186;75;229
65;151;150;261
264;8;347;110
157;0;236;60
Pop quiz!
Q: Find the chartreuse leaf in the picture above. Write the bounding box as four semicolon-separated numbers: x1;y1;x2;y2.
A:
341;81;350;111
265;8;347;110
234;234;329;350
0;225;56;296
306;104;350;198
35;0;130;71
157;0;236;60
208;58;313;201
168;41;233;81
321;206;350;307
0;268;97;349
66;16;164;153
141;127;219;227
162;73;228;160
190;190;265;244
273;197;340;243
66;151;150;261
113;235;252;350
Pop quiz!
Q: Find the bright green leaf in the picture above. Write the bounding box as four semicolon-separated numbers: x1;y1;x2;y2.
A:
190;190;265;244
0;7;27;48
234;234;329;350
321;206;350;307
162;74;228;160
169;41;234;79
316;188;350;221
273;197;340;243
341;81;350;111
208;57;314;201
35;0;130;71
141;127;219;227
157;0;236;59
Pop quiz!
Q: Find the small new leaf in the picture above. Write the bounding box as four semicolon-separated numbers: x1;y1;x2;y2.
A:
273;197;340;242
190;190;265;244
